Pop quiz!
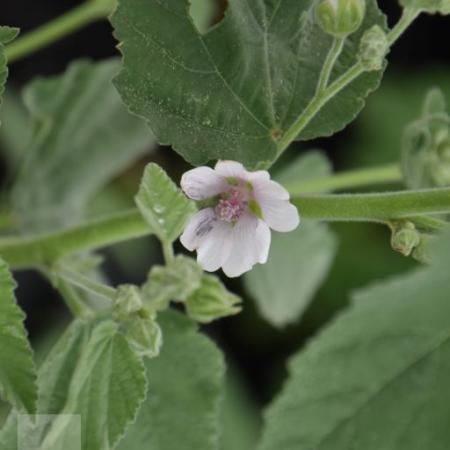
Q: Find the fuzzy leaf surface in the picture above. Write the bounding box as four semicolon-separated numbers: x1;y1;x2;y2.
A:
259;231;450;449
118;311;225;450
112;0;386;168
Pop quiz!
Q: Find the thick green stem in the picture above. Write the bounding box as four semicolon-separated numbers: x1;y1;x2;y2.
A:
5;0;116;64
1;189;449;270
286;163;402;194
292;188;450;222
0;210;149;269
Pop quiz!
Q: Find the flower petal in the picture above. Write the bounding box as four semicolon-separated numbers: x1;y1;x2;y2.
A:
222;216;271;278
215;160;248;180
180;208;216;251
258;196;300;232
181;166;225;200
197;220;233;272
252;177;290;200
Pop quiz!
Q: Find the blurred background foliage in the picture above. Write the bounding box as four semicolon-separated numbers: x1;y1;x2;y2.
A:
0;1;449;448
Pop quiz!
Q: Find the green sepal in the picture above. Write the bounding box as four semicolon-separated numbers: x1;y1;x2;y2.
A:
186;275;242;324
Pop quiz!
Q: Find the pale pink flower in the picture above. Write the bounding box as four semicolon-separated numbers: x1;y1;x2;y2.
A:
180;161;300;278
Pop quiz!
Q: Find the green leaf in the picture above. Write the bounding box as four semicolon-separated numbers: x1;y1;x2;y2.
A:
117;310;225;450
0;27;18;119
0;258;37;414
11;59;154;232
112;0;386;168
186;274;242;324
35;320;146;450
135;163;196;243
0;89;31;169
245;151;338;328
245;222;338;328
399;0;450;14
275;150;333;187
259;231;450;450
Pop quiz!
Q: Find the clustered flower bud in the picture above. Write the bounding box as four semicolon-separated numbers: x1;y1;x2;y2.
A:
390;221;421;257
316;0;366;38
358;25;388;71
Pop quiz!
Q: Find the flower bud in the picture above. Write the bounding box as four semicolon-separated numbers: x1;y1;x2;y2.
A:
186;275;241;324
316;0;366;38
126;317;162;358
390;221;421;257
358;25;388;71
412;234;436;264
114;284;143;318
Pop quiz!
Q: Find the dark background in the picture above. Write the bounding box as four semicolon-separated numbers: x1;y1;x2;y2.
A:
1;0;449;412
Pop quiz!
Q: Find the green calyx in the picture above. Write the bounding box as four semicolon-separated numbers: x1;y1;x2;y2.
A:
316;0;366;38
390;221;421;257
358;25;388;71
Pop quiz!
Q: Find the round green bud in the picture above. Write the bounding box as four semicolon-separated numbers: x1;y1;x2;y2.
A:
358;25;388;71
114;284;143;318
316;0;366;38
390;221;421;257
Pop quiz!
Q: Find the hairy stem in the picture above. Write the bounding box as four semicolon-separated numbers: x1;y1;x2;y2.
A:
292;188;450;222
55;279;95;318
286;163;402;194
1;189;449;269
316;37;345;95
276;7;421;155
5;0;116;63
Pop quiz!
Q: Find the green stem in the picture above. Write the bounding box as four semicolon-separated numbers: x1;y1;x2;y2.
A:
162;242;175;263
55;278;94;318
276;62;366;154
316;37;345;95
276;7;421;155
1;189;449;269
55;266;117;301
286;163;402;194
5;0;116;64
292;188;450;222
0;209;149;269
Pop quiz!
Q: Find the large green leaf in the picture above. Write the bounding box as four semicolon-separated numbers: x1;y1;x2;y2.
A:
117;310;225;450
245;151;338;327
0;258;37;414
135;163;196;243
0;27;18;118
259;231;450;450
11;59;154;232
112;0;386;168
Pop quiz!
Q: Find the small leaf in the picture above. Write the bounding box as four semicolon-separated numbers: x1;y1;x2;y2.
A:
245;151;338;328
0;257;37;414
11;59;154;232
117;310;225;450
186;274;242;324
141;255;203;309
259;231;450;450
0;26;19;125
112;0;386;168
36;320;147;450
136;163;197;243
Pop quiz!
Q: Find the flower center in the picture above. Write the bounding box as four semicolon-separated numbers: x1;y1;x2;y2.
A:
215;189;246;223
